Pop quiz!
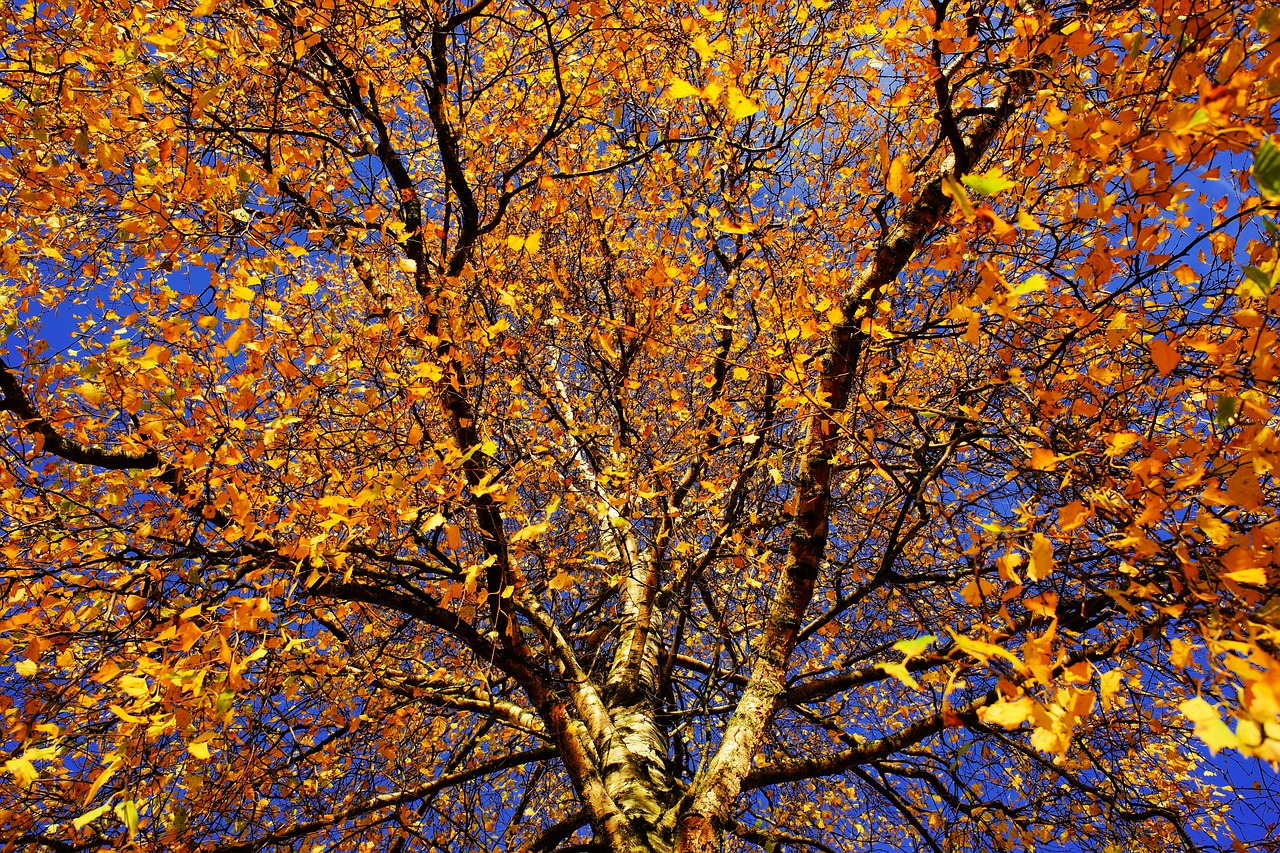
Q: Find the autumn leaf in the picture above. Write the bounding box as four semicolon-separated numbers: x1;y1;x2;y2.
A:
1149;337;1181;375
961;169;1014;196
715;219;756;234
1179;697;1239;754
1058;500;1088;532
666;77;701;99
940;172;975;217
892;635;937;659
1223;567;1267;586
726;88;761;120
879;661;921;690
886;155;913;198
1027;533;1055;581
979;696;1035;729
510;520;550;543
72;804;112;831
4;756;38;788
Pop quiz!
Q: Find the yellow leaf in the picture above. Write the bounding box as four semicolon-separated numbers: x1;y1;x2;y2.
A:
109;704;145;724
1225;467;1263;510
879;661;921;690
979;696;1035;729
892;635;936;659
507;234;525;251
73;804;112;830
1170;637;1194;669
115;799;140;838
188;741;211;760
961;576;997;606
119;674;150;698
692;35;715;62
1029;448;1057;471
510;520;550;542
14;659;36;677
1028;533;1055;581
886;156;912;198
961;169;1015;196
78;382;106;405
4;757;38;787
997;552;1023;584
193;0;219;15
1058;500;1088;532
524;230;542;254
1103;431;1140;457
726;87;761;120
1016;209;1041;231
1196;510;1230;545
947;630;1025;670
715;219;755;234
666;77;701;99
1223;567;1268;585
732;366;750;380
940;173;974;218
1009;275;1048;299
1179;696;1238;754
1030;725;1066;754
1100;669;1127;709
225;322;252;354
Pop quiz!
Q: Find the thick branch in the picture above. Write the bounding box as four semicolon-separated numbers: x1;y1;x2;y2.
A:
676;66;1038;851
0;363;158;470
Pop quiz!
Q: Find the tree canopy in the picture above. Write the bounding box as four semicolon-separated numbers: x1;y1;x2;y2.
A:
2;0;1279;851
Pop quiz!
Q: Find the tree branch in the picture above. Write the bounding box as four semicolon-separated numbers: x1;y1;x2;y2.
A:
0;362;159;470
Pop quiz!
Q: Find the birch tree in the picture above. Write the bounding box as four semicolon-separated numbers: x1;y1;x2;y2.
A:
2;0;1279;851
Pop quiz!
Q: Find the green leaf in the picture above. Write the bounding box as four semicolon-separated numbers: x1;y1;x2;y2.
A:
893;634;938;659
1252;138;1280;202
961;170;1014;197
1215;395;1237;428
1239;265;1273;297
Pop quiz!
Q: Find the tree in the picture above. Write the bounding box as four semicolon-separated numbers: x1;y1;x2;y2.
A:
1;0;1279;850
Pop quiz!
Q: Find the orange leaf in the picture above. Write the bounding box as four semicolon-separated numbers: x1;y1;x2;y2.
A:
1149;338;1181;376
